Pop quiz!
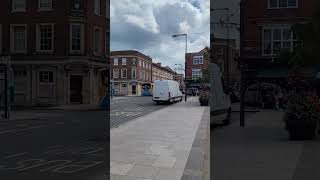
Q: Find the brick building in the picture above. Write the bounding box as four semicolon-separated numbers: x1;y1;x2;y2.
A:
110;50;152;96
0;0;109;106
243;0;314;85
185;48;209;89
173;73;185;91
212;38;239;87
151;63;175;81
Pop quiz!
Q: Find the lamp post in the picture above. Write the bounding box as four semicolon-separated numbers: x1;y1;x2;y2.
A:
212;8;230;88
175;63;184;91
172;34;187;101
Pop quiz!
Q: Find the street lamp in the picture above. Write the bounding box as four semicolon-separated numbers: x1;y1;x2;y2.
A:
212;8;230;88
172;34;188;101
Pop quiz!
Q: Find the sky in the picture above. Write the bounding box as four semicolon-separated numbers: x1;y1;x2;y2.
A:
110;0;210;73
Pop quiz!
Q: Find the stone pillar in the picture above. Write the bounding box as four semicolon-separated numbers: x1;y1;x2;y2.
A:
56;65;64;105
31;65;37;106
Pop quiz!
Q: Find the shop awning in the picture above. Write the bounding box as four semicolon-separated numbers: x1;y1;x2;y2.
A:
256;67;289;78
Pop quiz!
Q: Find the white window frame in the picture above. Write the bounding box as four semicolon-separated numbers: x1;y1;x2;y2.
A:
268;0;298;9
113;69;119;78
36;23;54;53
122;58;127;65
39;71;54;83
192;69;202;79
193;56;204;65
113;58;118;66
262;24;297;56
121;69;127;78
94;0;101;15
38;0;53;11
132;68;136;79
70;23;84;54
10;24;28;54
12;0;26;12
93;26;102;56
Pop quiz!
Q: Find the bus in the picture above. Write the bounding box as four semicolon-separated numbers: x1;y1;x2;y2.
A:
142;83;153;96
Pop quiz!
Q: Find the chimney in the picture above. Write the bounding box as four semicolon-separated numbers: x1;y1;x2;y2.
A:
157;63;161;66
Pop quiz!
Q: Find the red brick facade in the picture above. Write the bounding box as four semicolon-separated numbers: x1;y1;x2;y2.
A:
244;0;314;58
185;49;209;81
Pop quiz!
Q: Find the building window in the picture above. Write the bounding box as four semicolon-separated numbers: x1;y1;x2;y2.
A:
192;69;202;79
193;56;204;64
37;24;54;51
132;58;137;65
113;69;119;78
122;58;127;65
139;59;141;66
12;0;26;12
11;25;27;53
39;71;53;83
94;27;102;56
121;69;127;78
132;68;136;78
94;0;101;15
268;0;297;8
113;58;118;65
39;0;52;10
262;25;297;56
70;24;83;51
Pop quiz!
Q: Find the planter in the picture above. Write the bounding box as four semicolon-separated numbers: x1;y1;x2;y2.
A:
199;100;209;106
285;118;318;140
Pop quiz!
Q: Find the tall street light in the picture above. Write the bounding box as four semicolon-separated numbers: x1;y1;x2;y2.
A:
212;8;230;88
172;34;187;101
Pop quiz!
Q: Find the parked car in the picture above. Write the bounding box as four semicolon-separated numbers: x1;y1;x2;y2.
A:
210;63;232;125
186;88;199;96
245;82;281;108
153;80;183;104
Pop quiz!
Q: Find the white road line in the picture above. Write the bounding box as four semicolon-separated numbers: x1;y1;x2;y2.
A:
0;125;46;135
4;152;27;159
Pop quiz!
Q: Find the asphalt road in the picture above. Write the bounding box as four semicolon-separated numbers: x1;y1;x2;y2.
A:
110;96;170;128
0;110;108;180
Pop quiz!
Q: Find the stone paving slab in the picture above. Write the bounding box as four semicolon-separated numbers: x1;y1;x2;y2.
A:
110;97;206;180
211;110;320;180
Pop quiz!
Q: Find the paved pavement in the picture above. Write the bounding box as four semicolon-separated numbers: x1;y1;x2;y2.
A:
110;97;207;180
110;96;167;128
211;109;320;180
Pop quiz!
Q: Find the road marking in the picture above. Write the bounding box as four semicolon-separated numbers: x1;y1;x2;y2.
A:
0;125;46;135
4;152;27;159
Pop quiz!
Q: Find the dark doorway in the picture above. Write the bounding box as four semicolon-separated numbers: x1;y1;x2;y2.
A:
70;75;83;104
132;85;136;95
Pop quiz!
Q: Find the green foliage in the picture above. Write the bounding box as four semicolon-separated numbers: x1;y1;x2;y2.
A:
284;92;320;126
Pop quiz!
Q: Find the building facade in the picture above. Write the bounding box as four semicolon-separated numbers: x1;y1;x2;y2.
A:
185;48;209;89
174;73;185;91
212;38;239;87
0;0;109;106
243;0;314;85
151;63;175;81
110;50;152;96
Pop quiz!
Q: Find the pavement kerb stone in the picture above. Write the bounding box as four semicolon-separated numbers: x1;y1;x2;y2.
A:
182;107;210;180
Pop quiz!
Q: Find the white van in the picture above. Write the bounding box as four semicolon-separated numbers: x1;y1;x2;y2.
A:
210;63;232;125
153;80;183;104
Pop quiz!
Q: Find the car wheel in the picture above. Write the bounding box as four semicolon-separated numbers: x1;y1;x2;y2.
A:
223;108;232;125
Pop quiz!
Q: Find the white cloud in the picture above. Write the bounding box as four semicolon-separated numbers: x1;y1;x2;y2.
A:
111;0;210;72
